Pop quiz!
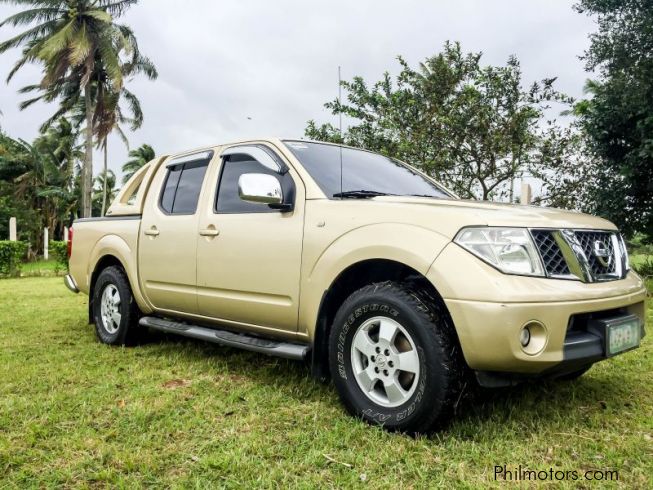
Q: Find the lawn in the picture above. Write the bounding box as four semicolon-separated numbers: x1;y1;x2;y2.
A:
0;278;651;488
19;259;65;277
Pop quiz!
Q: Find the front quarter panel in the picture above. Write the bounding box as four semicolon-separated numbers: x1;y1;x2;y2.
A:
298;202;451;338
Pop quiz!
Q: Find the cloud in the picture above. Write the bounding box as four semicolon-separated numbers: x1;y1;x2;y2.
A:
0;0;595;179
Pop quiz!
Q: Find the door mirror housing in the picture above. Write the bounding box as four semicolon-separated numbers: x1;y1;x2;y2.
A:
238;173;289;209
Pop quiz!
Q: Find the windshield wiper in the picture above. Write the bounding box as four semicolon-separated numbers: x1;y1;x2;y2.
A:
404;193;444;198
333;190;394;199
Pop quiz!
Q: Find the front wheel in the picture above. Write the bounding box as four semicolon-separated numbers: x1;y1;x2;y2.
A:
92;266;141;345
328;282;464;434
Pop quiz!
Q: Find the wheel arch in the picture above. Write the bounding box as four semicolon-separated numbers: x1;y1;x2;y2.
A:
87;236;152;323
310;258;461;381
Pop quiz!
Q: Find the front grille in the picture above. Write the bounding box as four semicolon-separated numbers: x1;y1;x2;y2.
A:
530;228;625;282
531;230;570;276
575;231;617;276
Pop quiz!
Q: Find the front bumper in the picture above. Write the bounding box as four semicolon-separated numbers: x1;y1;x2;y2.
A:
474;313;646;387
427;243;648;376
443;292;646;374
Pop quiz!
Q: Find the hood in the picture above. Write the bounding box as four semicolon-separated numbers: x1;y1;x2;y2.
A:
372;196;617;232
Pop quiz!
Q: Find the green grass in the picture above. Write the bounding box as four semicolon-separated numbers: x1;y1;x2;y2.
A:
19;259;65;277
0;278;651;488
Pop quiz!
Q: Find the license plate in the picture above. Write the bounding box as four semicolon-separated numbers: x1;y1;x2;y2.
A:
607;318;641;356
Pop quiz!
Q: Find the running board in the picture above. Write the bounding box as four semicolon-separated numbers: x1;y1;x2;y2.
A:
139;316;310;361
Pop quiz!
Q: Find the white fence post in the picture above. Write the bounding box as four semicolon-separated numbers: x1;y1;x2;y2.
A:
520;182;532;205
9;217;17;241
44;228;49;260
63;226;69;242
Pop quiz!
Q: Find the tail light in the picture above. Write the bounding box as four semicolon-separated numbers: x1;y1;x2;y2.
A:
67;227;73;258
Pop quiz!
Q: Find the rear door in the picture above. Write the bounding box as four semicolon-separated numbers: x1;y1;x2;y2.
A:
138;150;214;314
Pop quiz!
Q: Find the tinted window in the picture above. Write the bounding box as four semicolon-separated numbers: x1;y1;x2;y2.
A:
172;162;209;214
284;141;451;199
216;155;280;214
159;157;210;215
160;165;182;213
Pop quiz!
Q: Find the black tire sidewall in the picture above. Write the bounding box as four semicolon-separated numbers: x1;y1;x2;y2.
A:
92;267;133;345
329;285;453;432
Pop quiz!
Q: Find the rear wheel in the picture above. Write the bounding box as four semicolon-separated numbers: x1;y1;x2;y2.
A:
328;281;464;434
92;266;141;345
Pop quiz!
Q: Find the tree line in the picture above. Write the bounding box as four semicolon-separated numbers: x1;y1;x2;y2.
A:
306;0;652;240
0;0;157;248
0;124;155;251
306;44;590;208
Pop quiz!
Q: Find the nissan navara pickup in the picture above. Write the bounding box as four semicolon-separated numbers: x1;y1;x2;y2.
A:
65;138;648;433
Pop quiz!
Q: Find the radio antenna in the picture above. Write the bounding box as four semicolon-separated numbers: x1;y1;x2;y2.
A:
338;66;343;135
338;65;343;198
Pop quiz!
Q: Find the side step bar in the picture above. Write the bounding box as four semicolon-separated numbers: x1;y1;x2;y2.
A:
139;316;310;361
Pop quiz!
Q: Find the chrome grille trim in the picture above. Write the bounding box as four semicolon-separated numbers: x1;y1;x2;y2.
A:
530;229;627;283
575;231;617;276
530;230;570;276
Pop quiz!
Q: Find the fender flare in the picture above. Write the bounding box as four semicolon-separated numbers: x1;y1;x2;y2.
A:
300;222;451;339
88;234;152;314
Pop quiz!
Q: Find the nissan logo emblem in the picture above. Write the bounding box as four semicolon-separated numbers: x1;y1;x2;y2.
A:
593;240;612;267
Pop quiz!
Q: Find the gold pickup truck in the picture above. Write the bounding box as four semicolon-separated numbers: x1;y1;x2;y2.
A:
65;138;647;433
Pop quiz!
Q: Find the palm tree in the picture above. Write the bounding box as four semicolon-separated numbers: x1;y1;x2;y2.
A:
92;169;117;216
93;38;157;215
95;87;132;216
37;117;82;192
2;134;77;249
0;0;152;217
122;143;155;183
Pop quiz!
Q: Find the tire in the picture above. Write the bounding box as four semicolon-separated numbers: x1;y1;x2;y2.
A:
92;266;141;345
555;365;592;381
328;281;464;434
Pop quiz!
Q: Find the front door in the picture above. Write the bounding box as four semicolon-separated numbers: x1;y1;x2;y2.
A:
196;144;304;335
138;150;214;314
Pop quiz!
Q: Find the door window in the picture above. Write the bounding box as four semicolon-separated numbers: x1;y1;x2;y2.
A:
159;152;212;214
160;166;182;213
215;154;287;214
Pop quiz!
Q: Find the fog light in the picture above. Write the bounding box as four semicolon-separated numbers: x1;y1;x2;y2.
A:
520;321;548;355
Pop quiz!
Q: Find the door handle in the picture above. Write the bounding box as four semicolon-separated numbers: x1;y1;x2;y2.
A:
199;227;220;237
144;227;160;237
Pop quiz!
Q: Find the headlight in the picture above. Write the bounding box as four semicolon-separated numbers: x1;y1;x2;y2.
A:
454;227;545;276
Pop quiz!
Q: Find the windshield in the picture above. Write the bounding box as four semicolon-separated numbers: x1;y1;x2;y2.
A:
283;141;453;199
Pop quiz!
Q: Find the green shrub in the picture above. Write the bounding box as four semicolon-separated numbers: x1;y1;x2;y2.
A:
49;240;68;272
633;256;653;277
0;241;27;277
627;233;653;256
632;256;653;295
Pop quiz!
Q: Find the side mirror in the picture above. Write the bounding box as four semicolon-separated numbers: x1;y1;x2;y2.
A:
238;173;283;205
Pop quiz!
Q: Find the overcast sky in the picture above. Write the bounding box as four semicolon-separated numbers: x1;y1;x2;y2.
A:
0;0;596;180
